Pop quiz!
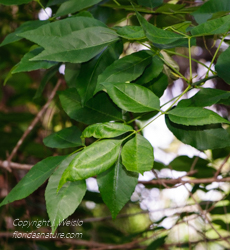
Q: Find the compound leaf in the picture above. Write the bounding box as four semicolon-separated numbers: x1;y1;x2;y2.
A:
97;154;138;219
168;107;230;126
58;139;122;189
165;115;230;150
55;0;103;17
45;154;86;234
44;126;83;149
12;47;58;74
216;47;230;85
121;134;154;174
18;17;118;63
59;89;123;124
82;122;133;139
0;156;66;207
102;82;160;113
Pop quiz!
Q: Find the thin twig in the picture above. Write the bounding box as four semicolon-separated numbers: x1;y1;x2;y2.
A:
0;161;32;170
5;79;63;172
184;185;230;246
214;153;230;178
139;176;230;186
163;235;230;248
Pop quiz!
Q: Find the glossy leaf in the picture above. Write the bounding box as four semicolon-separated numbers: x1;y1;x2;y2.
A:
75;41;122;105
136;11;188;49
55;0;102;17
47;0;69;6
82;122;133;139
192;0;230;24
146;236;167;250
116;26;145;40
216;47;230;85
0;156;66;207
0;0;32;5
165;115;230;150
143;73;168;97
58;139;122;189
34;64;61;99
191;15;230;37
168;107;230;126
59;89;123;124
97;154;138;219
101;82;160;113
0;20;49;47
135;56;164;85
96;50;152;93
18;17;118;63
178;88;230;107
169;156;215;178
121;134;154;174
45;154;86;233
12;47;58;74
44;126;83;149
137;0;163;8
65;63;81;88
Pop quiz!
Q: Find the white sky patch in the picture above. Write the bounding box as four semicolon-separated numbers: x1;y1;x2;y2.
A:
38;7;52;20
86;177;99;192
143;115;174;149
59;64;65;75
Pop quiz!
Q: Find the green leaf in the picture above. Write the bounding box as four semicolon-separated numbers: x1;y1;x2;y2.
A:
59;89;123;124
136;11;188;49
216;47;230;85
135;56;164;85
55;0;102;17
0;0;32;5
169;156;215;178
95;50;152;93
168;107;230;126
18;17;118;63
34;64;61;99
121;134;154;174
43;126;83;149
58;139;122;189
0;20;49;47
137;0;163;8
165;115;230;150
12;47;58;74
192;0;230;24
47;0;69;6
143;73;168;98
45;154;86;233
191;15;230;37
97;153;138;219
178;88;230;107
82;122;133;139
64;63;81;88
101;82;160;113
115;26;145;40
0;156;66;207
146;235;167;250
75;41;122;105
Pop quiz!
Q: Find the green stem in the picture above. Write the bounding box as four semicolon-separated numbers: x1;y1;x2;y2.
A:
164;49;215;73
137;85;191;132
35;0;50;18
191;75;218;87
206;34;226;77
112;0;121;6
160;56;189;83
69;146;86;156
102;3;192;15
188;37;192;82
